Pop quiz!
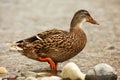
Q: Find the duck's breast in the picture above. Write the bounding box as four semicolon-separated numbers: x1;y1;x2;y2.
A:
47;31;87;62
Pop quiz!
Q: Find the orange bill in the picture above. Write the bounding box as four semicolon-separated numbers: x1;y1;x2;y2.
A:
87;17;99;25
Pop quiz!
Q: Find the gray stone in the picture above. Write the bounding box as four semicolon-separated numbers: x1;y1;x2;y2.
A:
85;63;117;80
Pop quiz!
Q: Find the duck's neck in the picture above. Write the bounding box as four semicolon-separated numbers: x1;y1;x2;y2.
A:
70;18;86;32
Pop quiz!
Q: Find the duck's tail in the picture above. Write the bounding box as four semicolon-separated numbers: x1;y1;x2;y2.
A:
10;39;26;51
10;35;43;51
10;43;23;51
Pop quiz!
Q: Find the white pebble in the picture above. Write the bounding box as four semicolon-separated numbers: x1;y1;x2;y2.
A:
39;76;61;80
0;67;8;74
61;62;85;80
37;72;51;77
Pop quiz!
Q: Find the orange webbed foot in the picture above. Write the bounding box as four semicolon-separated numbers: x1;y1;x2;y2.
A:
38;57;58;75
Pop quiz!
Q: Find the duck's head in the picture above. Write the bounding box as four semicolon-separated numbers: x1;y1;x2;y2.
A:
71;10;99;27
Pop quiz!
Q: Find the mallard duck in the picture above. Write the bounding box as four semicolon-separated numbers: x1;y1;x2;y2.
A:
11;10;99;73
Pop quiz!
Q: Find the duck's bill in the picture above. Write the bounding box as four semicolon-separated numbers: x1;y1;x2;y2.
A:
87;18;99;25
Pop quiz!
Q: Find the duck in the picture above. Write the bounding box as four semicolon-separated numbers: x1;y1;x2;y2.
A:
10;10;99;74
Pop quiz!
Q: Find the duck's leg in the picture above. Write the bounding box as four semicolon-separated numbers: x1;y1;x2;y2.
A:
52;63;58;75
54;63;58;71
38;57;58;73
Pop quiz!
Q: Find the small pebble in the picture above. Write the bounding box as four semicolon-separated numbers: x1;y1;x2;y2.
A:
38;76;61;80
0;67;8;77
105;45;116;50
25;77;38;80
85;63;117;80
36;72;51;77
0;67;8;74
21;71;37;77
2;72;19;80
61;62;85;80
108;46;115;50
0;77;2;80
17;77;26;80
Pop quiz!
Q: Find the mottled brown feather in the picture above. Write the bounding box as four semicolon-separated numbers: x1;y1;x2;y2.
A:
16;27;87;62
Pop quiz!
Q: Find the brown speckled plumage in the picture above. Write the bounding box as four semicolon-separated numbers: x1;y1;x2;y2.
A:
11;10;99;72
17;28;86;62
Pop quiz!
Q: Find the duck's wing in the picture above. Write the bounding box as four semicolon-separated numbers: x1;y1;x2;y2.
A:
11;29;68;51
24;31;70;58
16;29;67;43
10;29;69;60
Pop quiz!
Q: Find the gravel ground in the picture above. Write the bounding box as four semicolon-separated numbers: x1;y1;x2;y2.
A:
0;0;120;79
